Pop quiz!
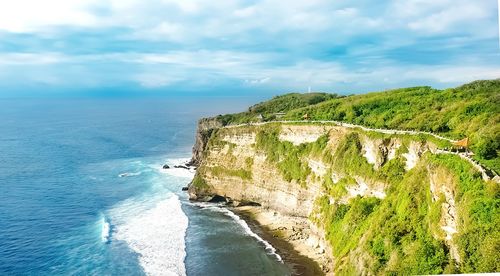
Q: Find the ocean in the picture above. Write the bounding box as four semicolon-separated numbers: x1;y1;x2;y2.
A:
0;98;290;275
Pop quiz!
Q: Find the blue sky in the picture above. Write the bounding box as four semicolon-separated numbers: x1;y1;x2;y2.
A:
0;0;498;96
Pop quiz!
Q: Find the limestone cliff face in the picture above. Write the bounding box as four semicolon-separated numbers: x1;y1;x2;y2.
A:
188;117;223;166
189;124;318;217
187;121;486;274
189;123;437;210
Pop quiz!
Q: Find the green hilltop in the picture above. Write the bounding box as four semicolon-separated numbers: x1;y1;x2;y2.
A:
214;79;500;173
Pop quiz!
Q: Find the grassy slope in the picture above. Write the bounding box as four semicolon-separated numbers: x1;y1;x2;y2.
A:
213;92;340;125
217;80;499;173
284;80;500;172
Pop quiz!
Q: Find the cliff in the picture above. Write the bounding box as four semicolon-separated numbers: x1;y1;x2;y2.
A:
188;117;223;167
188;119;499;274
187;79;500;275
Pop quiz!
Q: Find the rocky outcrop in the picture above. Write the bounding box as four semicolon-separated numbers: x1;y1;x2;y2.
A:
279;125;327;145
403;141;425;170
188;117;223;167
346;176;386;200
428;166;460;263
361;137;385;169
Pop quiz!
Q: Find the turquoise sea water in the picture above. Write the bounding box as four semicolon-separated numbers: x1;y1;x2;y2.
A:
0;98;290;275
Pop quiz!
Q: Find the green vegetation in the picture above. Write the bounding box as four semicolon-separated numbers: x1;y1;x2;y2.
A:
323;176;352;198
316;132;451;274
249;124;498;274
254;125;312;187
429;154;500;272
284;80;500;172
191;174;210;190
313;154;499;274
331;132;377;179
214;92;339;125
212;80;499;173
328;132;408;184
253;125;331;186
207;165;252;180
193;79;499;274
311;131;498;274
200;129;254;180
245;157;254;168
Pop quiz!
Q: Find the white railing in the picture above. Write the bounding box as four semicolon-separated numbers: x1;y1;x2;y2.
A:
223;120;499;183
224;120;457;142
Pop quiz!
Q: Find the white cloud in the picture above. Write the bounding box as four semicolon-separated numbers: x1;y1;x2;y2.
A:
0;52;68;65
0;0;498;92
0;50;498;91
244;77;270;85
233;6;257;18
391;0;452;18
129;51;269;71
129;21;186;42
407;3;490;33
0;0;495;44
0;0;101;32
0;0;378;38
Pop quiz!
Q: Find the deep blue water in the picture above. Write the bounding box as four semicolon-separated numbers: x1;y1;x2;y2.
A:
0;98;290;275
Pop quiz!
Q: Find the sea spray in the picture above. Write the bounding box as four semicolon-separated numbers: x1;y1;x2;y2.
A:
100;216;111;243
155;158;196;178
112;195;188;276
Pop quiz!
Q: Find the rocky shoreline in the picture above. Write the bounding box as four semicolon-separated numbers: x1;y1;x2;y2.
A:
232;206;333;276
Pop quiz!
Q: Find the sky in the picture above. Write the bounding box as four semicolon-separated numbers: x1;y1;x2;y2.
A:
0;0;498;97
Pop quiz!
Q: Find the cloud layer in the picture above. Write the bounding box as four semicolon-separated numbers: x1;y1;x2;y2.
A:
0;0;498;94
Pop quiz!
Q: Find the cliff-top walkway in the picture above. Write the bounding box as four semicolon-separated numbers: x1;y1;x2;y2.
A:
222;120;499;183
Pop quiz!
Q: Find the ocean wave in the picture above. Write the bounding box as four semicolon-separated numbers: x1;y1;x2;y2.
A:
155;158;195;178
100;216;111;243
192;202;283;263
165;157;191;164
158;167;195;178
112;195;188;276
118;171;142;177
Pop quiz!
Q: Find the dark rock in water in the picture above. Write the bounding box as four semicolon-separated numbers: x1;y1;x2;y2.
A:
162;164;170;169
181;186;189;191
174;165;189;169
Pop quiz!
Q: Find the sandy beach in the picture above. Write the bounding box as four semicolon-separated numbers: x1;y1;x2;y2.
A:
233;206;333;276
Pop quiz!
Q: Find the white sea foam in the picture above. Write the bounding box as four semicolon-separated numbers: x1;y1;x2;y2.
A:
155;158;195;178
167;158;191;164
160;168;195;178
192;202;283;263
118;171;142;177
113;195;188;276
101;217;111;243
